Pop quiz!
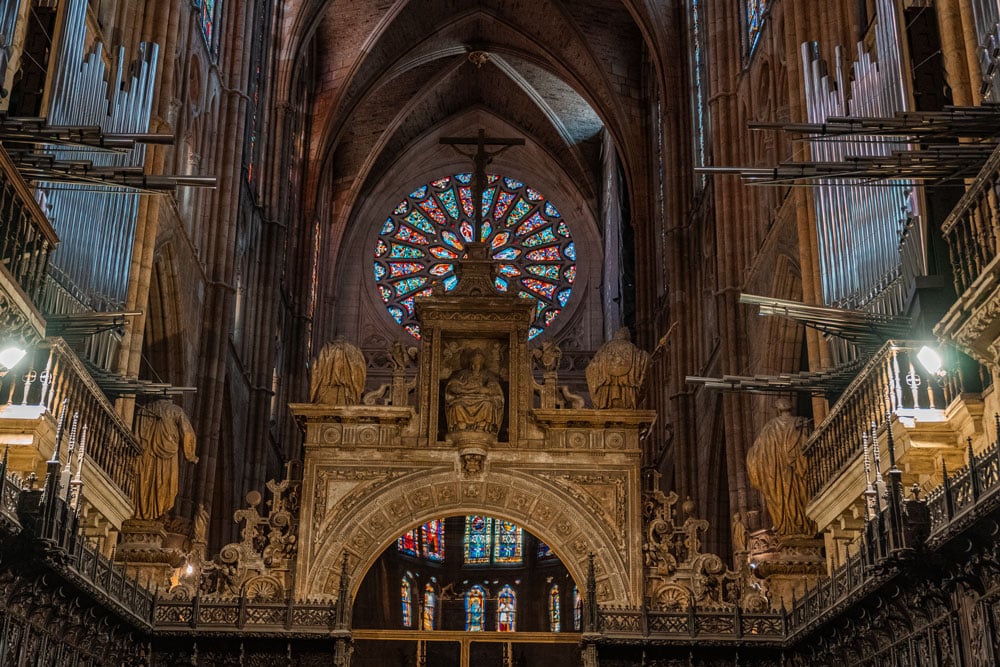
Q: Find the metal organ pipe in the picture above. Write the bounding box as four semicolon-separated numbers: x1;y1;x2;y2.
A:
37;0;158;314
801;0;918;347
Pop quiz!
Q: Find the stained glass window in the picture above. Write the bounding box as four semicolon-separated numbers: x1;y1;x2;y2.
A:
398;528;419;556
401;578;413;628
573;586;582;631
537;541;555;560
494;520;523;564
497;585;516;632
199;0;220;57
689;0;708;187
464;515;493;564
421;519;445;561
373;174;577;339
746;0;767;53
550;585;561;632
423;584;436;630
465;585;486;631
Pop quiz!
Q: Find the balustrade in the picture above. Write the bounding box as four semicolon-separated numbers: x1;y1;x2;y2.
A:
941;145;1000;297
803;341;955;499
1;339;139;499
0;145;57;302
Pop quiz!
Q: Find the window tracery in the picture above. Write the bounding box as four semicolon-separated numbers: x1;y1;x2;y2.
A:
497;584;516;632
373;174;577;340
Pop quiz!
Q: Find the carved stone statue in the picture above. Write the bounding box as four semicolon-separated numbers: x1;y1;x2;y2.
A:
585;327;650;409
444;349;504;434
133;400;198;521
746;399;816;537
193;504;209;543
310;337;366;405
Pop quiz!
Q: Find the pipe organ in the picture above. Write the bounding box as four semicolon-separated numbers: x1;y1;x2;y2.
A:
972;0;1000;102
801;0;923;327
35;0;158;319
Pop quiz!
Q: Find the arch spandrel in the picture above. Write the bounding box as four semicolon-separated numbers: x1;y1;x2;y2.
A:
293;461;643;606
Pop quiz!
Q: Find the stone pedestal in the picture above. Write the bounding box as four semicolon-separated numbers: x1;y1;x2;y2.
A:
116;519;183;588
748;529;825;610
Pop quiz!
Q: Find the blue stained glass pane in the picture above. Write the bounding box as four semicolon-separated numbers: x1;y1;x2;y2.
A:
480;221;492;242
376;240;389;257
493;191;516;220
388;306;404;324
437;189;461;220
390;244;424;259
499;264;521;277
421;519;445;561
464;515;493;564
441;230;464;251
528;326;543;340
393;200;408;215
430;176;451;189
523;228;557;248
506;200;532;228
495;276;509;292
429;263;453;277
557;289;571;307
564;266;577;283
481;187;496;218
402;578;413;627
401;297;415;314
381;218;395;234
545;202;561;217
494;248;521;260
398;529;418;556
444;275;458;291
525;187;543;201
557;221;571;237
522;278;558;300
516;212;548;237
423;584;436;630
395;276;427;296
494;521;522;564
455;172;472;184
374;263;387;280
550;585;560;632
378;285;392;303
538;541;555;559
395;227;429;245
389;262;423;277
527;265;560;280
503;177;523;189
404;210;436;234
573;586;582;631
418;198;448;226
525;247;560;262
409;185;428;199
465;586;486;631
459;187;475;218
565;242;576;260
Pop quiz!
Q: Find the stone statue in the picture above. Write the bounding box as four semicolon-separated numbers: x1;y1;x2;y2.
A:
445;349;505;434
193;504;209;543
133;400;198;521
746;399;816;537
310;337;366;405
585;327;650;409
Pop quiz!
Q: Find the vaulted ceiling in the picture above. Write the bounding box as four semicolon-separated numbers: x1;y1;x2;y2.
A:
277;0;668;248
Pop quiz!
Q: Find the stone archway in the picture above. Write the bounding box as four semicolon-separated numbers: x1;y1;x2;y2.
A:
294;463;642;606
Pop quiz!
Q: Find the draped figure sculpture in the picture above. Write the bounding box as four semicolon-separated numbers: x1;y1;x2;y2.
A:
310;337;366;405
133;400;198;521
445;350;505;434
746;399;816;537
586;327;650;409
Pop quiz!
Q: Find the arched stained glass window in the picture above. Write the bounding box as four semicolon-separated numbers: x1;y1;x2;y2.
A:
373;174;577;340
537;541;555;560
465;585;486;631
199;0;220;57
573;586;582;631
423;584;437;630
398;528;419;556
549;585;561;632
464;515;493;564
421;519;445;561
497;585;516;632
493;520;523;564
746;0;768;53
401;578;413;628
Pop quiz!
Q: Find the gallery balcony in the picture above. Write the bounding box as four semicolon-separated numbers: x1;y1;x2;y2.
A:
0;338;140;537
802;340;987;567
936;143;1000;366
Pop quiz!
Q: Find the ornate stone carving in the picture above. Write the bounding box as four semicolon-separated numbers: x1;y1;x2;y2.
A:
132;400;198;521
585;328;650;409
444;348;504;439
310;337;366;405
746;399;816;537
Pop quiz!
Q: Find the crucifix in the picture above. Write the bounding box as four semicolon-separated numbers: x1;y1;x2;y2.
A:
440;129;524;244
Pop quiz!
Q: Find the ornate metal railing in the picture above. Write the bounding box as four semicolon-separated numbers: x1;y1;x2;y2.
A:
597;605;786;642
0;466;20;532
0;144;58;302
941;144;1000;297
153;597;339;634
925;433;1000;538
803;340;955;499
1;339;140;499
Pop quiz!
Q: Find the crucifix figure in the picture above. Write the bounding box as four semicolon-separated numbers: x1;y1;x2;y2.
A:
440;129;524;243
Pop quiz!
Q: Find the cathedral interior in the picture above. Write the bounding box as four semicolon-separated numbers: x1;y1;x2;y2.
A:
3;0;1000;665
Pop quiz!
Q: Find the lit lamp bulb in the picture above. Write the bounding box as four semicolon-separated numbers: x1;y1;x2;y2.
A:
0;346;26;370
185;564;194;576
917;346;944;376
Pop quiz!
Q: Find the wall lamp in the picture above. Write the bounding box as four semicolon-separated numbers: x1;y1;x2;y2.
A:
0;346;27;371
916;345;945;377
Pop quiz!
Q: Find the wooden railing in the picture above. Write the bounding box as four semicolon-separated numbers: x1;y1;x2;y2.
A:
153;597;339;633
925;428;1000;538
0;144;58;302
1;339;140;499
803;340;955;498
941;144;1000;296
597;605;786;642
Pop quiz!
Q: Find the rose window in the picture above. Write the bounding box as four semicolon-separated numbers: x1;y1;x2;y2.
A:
373;173;576;339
